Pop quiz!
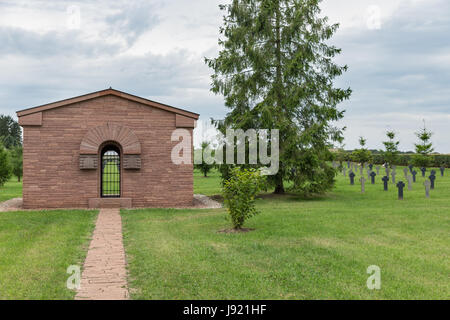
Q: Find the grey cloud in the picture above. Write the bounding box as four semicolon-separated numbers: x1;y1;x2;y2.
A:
333;0;450;118
105;1;160;45
0;26;122;57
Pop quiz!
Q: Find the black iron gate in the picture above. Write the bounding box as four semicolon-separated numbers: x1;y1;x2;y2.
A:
101;145;121;198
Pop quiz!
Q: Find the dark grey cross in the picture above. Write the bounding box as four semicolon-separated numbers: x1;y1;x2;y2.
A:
403;168;409;178
376;166;380;175
349;171;355;185
424;180;431;198
409;164;414;173
412;170;417;183
397;181;405;200
421;167;426;177
431;170;436;176
429;174;436;189
370;171;376;184
347;161;350;168
407;175;413;191
360;176;366;193
382;176;389;191
440;166;445;177
391;170;396;184
369;164;373;170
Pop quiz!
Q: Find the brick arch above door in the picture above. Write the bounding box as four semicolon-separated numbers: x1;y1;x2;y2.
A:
80;123;141;155
79;123;141;170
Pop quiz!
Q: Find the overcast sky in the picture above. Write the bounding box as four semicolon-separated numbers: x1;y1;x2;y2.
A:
1;0;449;152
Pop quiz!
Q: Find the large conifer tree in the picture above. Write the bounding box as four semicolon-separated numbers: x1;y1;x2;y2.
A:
206;0;351;194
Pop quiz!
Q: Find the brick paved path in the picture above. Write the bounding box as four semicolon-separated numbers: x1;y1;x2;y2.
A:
76;208;129;300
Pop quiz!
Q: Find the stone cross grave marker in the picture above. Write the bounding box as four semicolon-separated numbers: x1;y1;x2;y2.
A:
412;170;417;183
407;175;413;191
382;176;389;191
440;166;445;177
367;169;371;180
403;167;409;178
429;174;436;190
385;166;390;176
397;181;405;200
421;167;426;177
360;176;366;193
424;180;431;198
347;161;350;169
343;167;347;177
369;164;373;171
431;170;436;176
409;164;414;173
349;171;355;185
370;171;376;184
391;170;396;184
376;166;380;175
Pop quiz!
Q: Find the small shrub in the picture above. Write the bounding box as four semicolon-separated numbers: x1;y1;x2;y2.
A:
222;168;265;229
0;146;11;187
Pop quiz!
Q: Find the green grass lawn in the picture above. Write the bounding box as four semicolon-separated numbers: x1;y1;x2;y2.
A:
0;210;97;299
122;167;450;299
102;161;120;196
193;169;222;196
0;176;22;202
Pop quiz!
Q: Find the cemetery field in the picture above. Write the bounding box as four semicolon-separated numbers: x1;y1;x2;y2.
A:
0;210;97;299
122;167;449;299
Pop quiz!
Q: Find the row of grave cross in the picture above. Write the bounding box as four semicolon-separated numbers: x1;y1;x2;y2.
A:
337;162;444;200
333;161;445;177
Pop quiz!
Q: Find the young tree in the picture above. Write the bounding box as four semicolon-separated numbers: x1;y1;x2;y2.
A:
411;122;434;167
195;142;215;177
382;131;400;167
9;146;23;182
0;144;11;187
0;115;22;149
206;0;351;194
223;168;265;229
351;136;372;164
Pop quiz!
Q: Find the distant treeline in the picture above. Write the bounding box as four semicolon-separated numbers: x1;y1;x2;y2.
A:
337;152;450;167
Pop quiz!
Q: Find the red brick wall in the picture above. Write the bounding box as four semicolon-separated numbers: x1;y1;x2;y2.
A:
22;95;193;209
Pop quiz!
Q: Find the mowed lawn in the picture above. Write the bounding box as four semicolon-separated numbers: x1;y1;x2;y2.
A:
122;168;450;299
0;210;97;299
0;177;22;202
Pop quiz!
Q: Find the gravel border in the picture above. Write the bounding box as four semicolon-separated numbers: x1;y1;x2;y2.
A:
0;195;222;211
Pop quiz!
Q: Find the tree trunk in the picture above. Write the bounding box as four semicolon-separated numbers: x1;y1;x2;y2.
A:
273;2;284;196
18;176;21;182
274;180;285;194
274;163;285;194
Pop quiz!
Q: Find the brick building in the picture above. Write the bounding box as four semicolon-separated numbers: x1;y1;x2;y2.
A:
17;88;199;209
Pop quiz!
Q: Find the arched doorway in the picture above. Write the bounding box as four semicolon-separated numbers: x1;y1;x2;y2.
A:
101;144;121;198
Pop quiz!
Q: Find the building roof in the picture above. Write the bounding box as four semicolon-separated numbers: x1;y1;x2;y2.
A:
16;88;199;120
